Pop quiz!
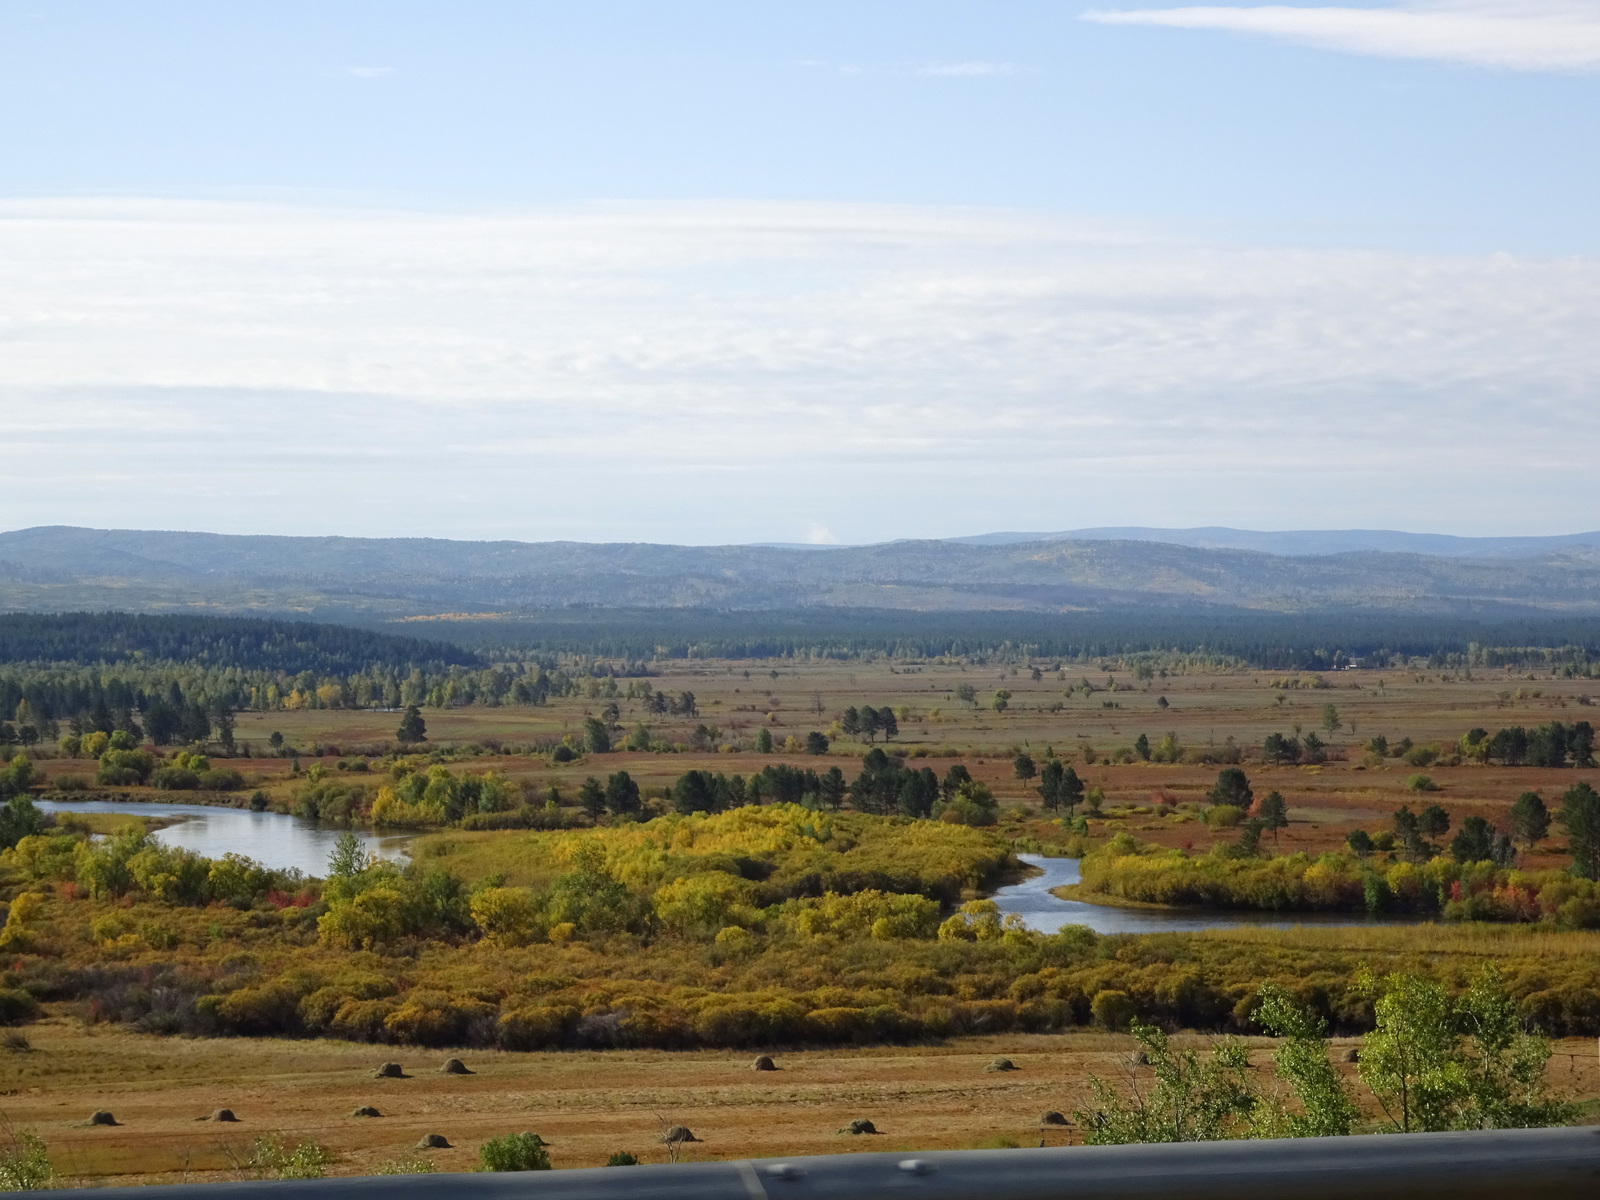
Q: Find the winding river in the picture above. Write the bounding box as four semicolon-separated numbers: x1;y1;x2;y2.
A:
992;853;1418;934
34;800;411;878
30;809;1410;929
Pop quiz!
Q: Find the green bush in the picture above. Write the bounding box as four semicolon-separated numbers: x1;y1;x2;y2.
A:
248;1137;333;1180
96;749;154;786
378;1156;436;1175
478;1132;552;1172
605;1152;640;1166
0;1129;52;1190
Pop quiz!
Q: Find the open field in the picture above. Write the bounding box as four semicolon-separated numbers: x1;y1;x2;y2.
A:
207;660;1600;754
31;660;1597;869
5;1021;1596;1186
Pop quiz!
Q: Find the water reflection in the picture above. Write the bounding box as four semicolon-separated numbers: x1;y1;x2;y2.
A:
35;800;411;879
993;853;1420;935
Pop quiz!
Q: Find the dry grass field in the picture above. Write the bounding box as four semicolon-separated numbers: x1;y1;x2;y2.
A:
212;659;1597;757
5;1019;1595;1186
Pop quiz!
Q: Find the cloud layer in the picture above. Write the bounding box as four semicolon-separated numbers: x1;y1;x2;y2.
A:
2;197;1597;541
1083;2;1600;71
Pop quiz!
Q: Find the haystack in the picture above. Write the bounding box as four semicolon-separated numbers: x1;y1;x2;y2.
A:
208;1109;239;1123
838;1118;880;1135
986;1057;1018;1072
661;1125;700;1144
374;1062;407;1078
1040;1111;1068;1126
440;1058;473;1075
415;1133;451;1149
85;1111;119;1127
751;1055;777;1072
350;1106;382;1118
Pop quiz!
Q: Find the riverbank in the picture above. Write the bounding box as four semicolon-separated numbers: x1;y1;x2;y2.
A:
53;811;184;837
32;799;411;877
1048;882;1190;912
993;854;1429;933
42;788;257;811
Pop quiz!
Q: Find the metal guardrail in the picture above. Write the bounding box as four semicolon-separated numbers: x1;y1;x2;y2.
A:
29;1126;1600;1200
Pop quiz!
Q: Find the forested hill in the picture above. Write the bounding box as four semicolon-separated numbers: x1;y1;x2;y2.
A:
6;524;1600;618
0;612;480;673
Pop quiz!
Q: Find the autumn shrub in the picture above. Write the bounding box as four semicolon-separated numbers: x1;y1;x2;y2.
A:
383;989;496;1046
217;980;308;1036
1090;989;1136;1030
1075;838;1600;926
470;887;542;946
497;1005;581;1050
327;998;400;1042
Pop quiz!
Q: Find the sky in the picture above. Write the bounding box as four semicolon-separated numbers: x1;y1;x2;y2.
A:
2;1;1597;544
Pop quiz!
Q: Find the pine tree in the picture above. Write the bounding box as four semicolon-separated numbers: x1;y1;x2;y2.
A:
396;705;427;745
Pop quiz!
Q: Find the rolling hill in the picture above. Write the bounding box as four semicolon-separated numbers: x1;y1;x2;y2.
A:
4;525;1600;619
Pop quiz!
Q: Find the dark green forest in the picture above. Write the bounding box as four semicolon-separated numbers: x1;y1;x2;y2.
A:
0;612;478;673
398;608;1600;672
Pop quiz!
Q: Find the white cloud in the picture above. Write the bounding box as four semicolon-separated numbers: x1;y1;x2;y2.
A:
916;61;1019;77
0;197;1596;540
1083;2;1600;71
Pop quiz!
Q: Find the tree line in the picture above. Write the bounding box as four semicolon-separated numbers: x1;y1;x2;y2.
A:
0;612;477;673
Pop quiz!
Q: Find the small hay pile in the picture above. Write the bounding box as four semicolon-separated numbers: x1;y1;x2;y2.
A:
440;1058;473;1075
838;1119;880;1136
986;1057;1018;1072
415;1134;451;1150
751;1055;777;1072
1040;1111;1069;1127
374;1062;407;1079
661;1126;700;1144
350;1106;382;1118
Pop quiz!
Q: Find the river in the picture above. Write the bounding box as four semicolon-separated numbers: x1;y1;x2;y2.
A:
992;853;1420;934
34;800;412;878
30;810;1409;927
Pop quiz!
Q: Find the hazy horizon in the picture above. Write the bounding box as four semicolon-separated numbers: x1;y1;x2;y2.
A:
7;520;1600;550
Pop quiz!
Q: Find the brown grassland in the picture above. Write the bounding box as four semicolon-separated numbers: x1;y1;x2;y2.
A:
5;1022;1596;1185
38;656;1595;867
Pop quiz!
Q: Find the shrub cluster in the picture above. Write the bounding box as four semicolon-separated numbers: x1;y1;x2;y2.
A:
1076;835;1600;927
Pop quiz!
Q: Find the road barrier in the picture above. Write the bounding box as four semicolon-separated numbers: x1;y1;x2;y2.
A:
37;1125;1600;1200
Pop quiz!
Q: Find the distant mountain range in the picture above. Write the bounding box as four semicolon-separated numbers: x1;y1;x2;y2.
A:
3;524;1600;618
946;527;1600;558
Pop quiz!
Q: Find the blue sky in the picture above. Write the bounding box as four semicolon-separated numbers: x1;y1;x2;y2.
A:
2;2;1598;542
